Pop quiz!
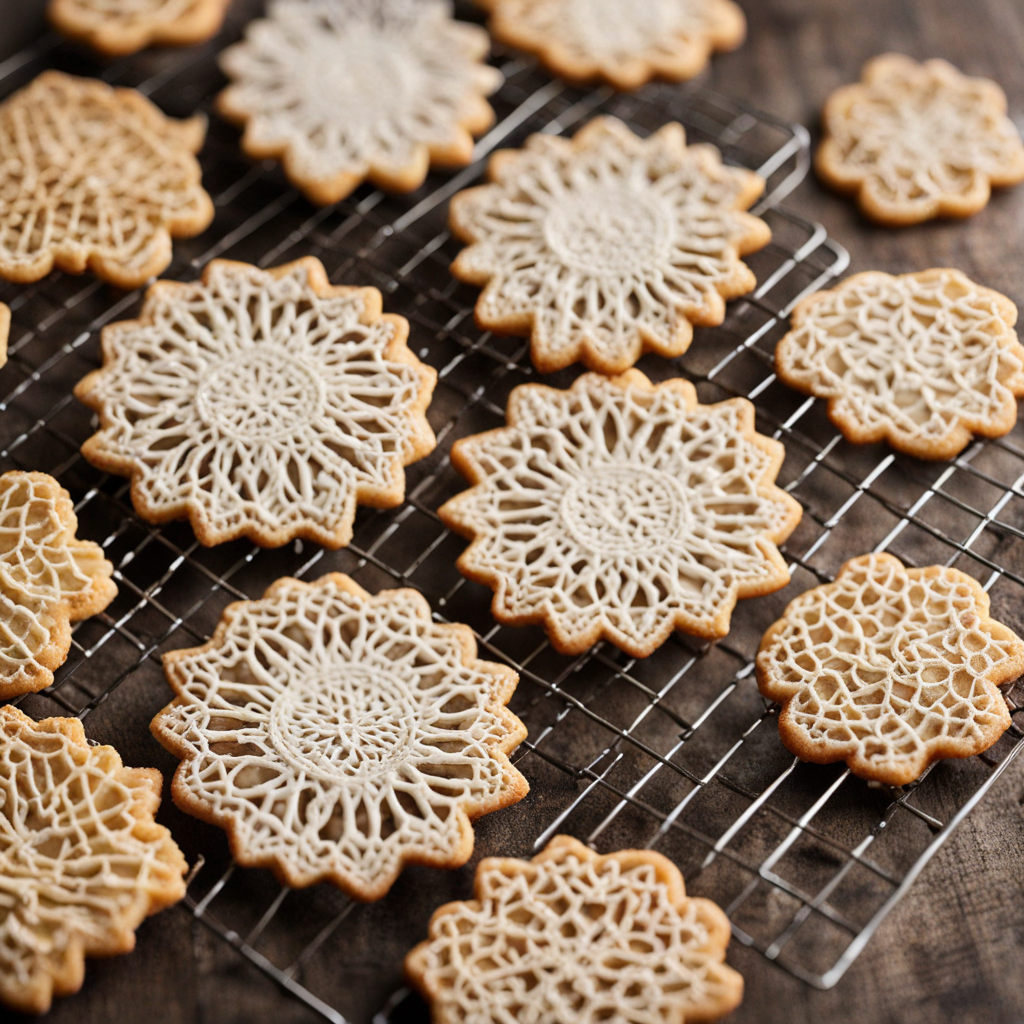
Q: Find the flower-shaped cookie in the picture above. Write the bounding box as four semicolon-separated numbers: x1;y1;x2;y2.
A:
0;706;187;1015
217;0;502;205
48;0;231;55
75;257;437;549
757;554;1024;786
476;0;746;90
151;573;528;900
440;372;802;656
406;835;744;1023
450;117;770;374
0;472;117;700
0;71;213;288
776;269;1024;461
817;54;1024;225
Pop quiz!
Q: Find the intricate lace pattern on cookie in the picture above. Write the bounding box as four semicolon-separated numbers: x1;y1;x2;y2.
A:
0;706;186;1015
0;472;116;700
75;258;437;549
48;0;231;56
217;0;502;205
757;554;1024;786
777;270;1024;461
477;0;745;90
449;117;770;374
440;371;802;656
0;71;212;288
405;835;744;1024
151;573;528;899
817;54;1024;225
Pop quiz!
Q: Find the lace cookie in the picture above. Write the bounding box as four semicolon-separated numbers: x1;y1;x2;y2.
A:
405;835;744;1024
0;706;187;1015
450;117;770;374
217;0;502;206
440;371;802;657
151;573;528;900
776;269;1024;461
0;472;116;701
757;554;1024;786
817;54;1024;226
476;0;745;90
0;71;213;289
75;257;437;549
48;0;231;55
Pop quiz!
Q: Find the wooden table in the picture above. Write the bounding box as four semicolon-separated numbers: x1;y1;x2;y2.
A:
8;1;1024;1022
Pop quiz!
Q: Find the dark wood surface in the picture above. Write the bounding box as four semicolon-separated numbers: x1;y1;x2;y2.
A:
8;1;1024;1022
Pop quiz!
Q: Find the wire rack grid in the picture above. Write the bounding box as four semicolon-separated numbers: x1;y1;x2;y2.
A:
2;4;1024;1023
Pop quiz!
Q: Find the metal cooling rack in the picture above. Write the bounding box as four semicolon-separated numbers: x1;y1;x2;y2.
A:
2;3;1024;1021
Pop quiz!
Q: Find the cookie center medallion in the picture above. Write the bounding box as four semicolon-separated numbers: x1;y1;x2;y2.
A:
196;349;324;440
269;665;419;782
544;185;672;276
560;465;689;556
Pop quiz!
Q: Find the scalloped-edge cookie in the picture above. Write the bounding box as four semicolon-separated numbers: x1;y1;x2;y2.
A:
450;116;770;374
0;471;117;701
817;54;1024;226
75;257;437;549
475;0;745;91
757;553;1024;786
217;0;502;206
0;706;187;1015
406;835;744;1023
48;0;231;56
776;269;1024;461
440;371;802;657
151;573;528;900
0;71;212;288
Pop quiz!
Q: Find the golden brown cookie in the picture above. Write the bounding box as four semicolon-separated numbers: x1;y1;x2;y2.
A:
151;573;528;900
0;706;187;1015
816;54;1024;226
439;371;802;656
449;116;770;374
406;835;744;1023
757;553;1024;786
75;257;437;549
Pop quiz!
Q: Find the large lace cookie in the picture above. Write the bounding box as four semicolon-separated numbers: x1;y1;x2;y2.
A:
440;371;802;657
151;573;528;900
449;117;770;374
217;0;502;206
405;835;744;1024
757;554;1024;786
0;471;117;701
75;257;437;549
817;54;1024;226
0;706;187;1015
0;71;213;288
476;0;745;90
48;0;231;55
776;269;1024;461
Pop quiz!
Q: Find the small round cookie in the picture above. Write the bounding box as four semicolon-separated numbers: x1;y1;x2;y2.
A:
439;371;802;656
0;71;212;288
75;257;437;549
817;54;1024;226
476;0;746;91
48;0;231;56
151;573;528;901
757;553;1024;787
0;706;187;1015
776;269;1024;461
406;835;744;1024
217;0;502;205
450;116;770;374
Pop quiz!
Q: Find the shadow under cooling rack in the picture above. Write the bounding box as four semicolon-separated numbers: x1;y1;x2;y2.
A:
1;3;1023;1021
